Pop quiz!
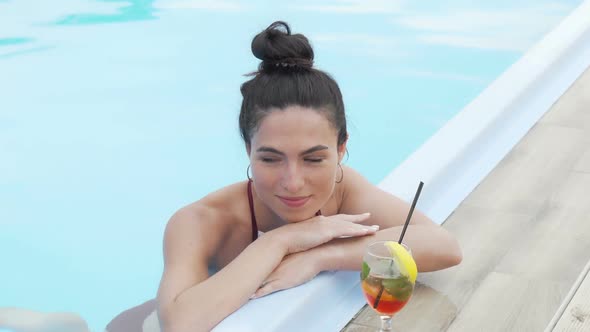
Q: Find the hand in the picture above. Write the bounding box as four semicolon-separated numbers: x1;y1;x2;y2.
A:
270;213;379;255
251;250;319;299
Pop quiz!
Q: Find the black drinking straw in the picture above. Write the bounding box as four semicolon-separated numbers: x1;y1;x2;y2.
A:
373;181;424;309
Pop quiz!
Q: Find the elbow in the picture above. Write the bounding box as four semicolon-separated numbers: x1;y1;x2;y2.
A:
157;307;176;332
160;317;193;332
158;304;213;332
432;227;462;269
448;249;463;267
161;323;191;332
158;305;185;332
443;237;463;268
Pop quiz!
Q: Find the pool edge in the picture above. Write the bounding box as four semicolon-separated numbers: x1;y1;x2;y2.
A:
378;0;590;225
213;2;590;331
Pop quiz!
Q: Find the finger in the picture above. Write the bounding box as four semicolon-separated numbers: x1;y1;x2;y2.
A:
335;224;379;238
335;213;371;223
251;281;282;299
337;227;378;238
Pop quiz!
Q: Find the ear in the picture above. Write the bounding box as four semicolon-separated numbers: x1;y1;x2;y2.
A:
337;136;348;163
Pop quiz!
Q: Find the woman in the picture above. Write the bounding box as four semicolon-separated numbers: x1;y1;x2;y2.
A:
0;20;462;332
156;21;462;332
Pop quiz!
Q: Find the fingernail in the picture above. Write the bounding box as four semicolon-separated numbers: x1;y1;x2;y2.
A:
362;212;371;216
370;225;380;230
364;226;378;232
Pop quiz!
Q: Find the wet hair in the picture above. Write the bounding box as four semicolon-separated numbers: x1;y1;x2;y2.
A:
239;21;347;148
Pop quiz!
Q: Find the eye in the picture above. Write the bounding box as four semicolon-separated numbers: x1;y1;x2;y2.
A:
261;157;278;163
305;158;324;163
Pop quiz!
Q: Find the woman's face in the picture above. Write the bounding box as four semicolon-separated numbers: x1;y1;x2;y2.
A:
248;106;346;223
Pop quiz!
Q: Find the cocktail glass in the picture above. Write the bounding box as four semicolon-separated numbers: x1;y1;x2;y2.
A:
360;241;415;331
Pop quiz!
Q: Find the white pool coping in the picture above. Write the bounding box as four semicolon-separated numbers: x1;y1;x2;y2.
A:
380;0;590;225
214;1;590;331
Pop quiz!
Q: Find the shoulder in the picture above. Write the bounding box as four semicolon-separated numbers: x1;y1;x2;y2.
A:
338;164;388;209
162;204;224;265
340;165;372;199
328;165;372;214
163;181;251;258
169;181;250;227
338;165;435;227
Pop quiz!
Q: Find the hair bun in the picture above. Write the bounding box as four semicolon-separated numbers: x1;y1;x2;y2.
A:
251;21;314;71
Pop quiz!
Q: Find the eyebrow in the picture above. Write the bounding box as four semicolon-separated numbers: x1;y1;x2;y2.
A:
256;145;329;156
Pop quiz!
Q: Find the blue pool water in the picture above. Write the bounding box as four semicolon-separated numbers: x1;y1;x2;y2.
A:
0;0;583;330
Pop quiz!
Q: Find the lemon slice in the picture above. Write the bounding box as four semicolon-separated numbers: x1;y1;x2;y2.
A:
384;241;417;284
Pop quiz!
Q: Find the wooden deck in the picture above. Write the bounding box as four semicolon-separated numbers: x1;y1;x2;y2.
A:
545;259;590;331
343;65;590;332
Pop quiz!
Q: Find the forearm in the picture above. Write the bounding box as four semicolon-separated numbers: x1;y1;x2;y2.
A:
314;225;462;273
164;233;287;332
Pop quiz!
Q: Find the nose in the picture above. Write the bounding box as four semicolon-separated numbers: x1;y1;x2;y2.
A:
281;162;305;193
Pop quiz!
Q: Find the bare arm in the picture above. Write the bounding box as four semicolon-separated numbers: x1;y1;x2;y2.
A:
316;225;461;272
245;167;462;298
157;206;378;332
253;224;459;298
319;166;462;272
156;207;288;332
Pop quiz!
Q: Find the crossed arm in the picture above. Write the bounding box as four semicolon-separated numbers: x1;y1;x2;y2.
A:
158;168;462;331
156;207;380;332
253;223;461;298
253;167;462;298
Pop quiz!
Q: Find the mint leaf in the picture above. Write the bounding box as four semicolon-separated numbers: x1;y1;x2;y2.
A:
382;276;413;301
361;262;370;280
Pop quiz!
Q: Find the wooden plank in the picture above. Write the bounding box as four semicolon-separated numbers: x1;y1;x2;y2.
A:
493;172;590;283
461;123;587;215
549;261;590;331
340;322;375;332
573;146;590;173
447;272;566;332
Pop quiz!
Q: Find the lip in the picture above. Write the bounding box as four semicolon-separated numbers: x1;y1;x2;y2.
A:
277;195;311;208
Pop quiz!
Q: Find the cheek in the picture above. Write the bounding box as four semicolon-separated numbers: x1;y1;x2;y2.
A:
252;163;337;190
310;166;338;190
319;164;338;180
251;165;278;189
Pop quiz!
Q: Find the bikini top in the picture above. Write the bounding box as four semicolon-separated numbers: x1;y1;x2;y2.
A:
247;180;321;242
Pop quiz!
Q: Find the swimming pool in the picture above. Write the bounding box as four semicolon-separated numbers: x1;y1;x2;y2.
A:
0;0;584;331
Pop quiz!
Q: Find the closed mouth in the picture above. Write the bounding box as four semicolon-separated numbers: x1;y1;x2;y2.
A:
277;195;311;207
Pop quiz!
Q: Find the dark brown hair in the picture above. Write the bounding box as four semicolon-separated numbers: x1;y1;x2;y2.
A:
239;21;347;148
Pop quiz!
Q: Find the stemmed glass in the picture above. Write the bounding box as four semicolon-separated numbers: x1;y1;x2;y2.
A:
360;241;414;331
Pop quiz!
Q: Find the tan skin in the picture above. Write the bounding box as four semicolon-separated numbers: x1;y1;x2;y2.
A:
156;106;462;332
